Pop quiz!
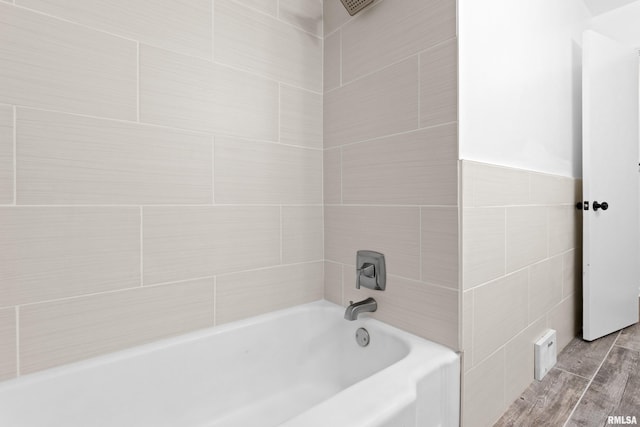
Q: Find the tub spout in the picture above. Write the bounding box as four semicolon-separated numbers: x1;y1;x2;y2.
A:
344;297;377;321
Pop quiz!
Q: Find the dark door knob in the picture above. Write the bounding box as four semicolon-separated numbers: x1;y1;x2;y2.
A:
593;201;609;211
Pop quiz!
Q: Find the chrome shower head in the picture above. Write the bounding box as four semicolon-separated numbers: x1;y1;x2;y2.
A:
340;0;375;16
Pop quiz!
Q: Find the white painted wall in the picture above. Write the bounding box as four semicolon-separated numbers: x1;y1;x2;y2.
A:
459;0;590;177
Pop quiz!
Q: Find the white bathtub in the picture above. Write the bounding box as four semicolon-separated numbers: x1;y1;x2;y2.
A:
0;300;460;427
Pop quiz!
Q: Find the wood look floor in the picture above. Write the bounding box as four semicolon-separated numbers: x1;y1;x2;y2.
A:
495;317;640;427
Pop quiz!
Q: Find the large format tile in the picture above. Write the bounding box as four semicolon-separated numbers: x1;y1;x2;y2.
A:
214;137;322;204
494;368;588;427
214;0;322;92
142;206;280;285
325;206;420;280
562;249;581;298
140;46;278;140
0;308;16;381
16;108;212;205
323;0;350;36
462;161;529;207
232;0;277;16
506;206;548;273
20;279;215;374
421;207;458;289
464;349;506;427
548;295;581;351
556;333;618;379
341;125;457;205
16;0;212;58
324;31;341;92
280;85;323;149
462;290;474;371
504;318;547;404
462;207;505;289
566;346;640;427
324;57;419;147
323;148;341;204
344;274;458;349
0;105;12;204
0;207;140;307
216;262;323;324
282;206;323;264
548;205;578;256
420;38;458;128
473;270;529;362
324;261;342;305
341;0;456;82
530;172;576;205
529;256;563;322
0;4;136;119
278;0;323;36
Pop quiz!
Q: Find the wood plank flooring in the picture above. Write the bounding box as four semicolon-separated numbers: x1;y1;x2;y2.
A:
494;313;640;427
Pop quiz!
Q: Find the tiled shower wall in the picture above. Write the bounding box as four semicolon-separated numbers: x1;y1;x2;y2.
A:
0;0;324;379
461;160;582;426
322;0;460;349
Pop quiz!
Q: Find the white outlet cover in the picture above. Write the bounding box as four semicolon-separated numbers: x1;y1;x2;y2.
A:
534;329;557;381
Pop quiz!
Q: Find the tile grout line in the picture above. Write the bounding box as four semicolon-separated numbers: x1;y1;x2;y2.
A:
211;135;215;204
15;306;19;377
12;105;16;205
279;205;283;264
139;206;144;286
136;42;140;123
553;366;592;382
562;332;621;427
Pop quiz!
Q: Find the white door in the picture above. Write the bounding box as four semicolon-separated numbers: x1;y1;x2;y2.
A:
582;30;640;341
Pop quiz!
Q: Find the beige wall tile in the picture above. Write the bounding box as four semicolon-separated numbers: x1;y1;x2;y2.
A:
549;205;578;256
530;172;577;205
0;207;140;307
344;274;458;349
215;1;322;92
231;0;278;16
548;294;581;351
462;208;505;289
462;161;530;207
0;308;16;381
529;256;563;322
0;105;12;204
20;279;215;374
420;38;458;128
323;148;342;204
214;137;322;204
0;4;136;120
217;262;323;324
280;85;323;149
142;206;280;285
342;125;457;205
421;207;459;289
282;206;324;264
324;261;343;304
341;0;456;82
139;46;278;140
16;108;212;205
563;249;581;298
504;317;547;407
463;349;506;427
16;0;212;59
324;57;419;147
473;270;529;362
324;31;341;92
506;206;548;272
462;290;474;371
325;206;421;280
278;0;323;36
323;0;350;36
